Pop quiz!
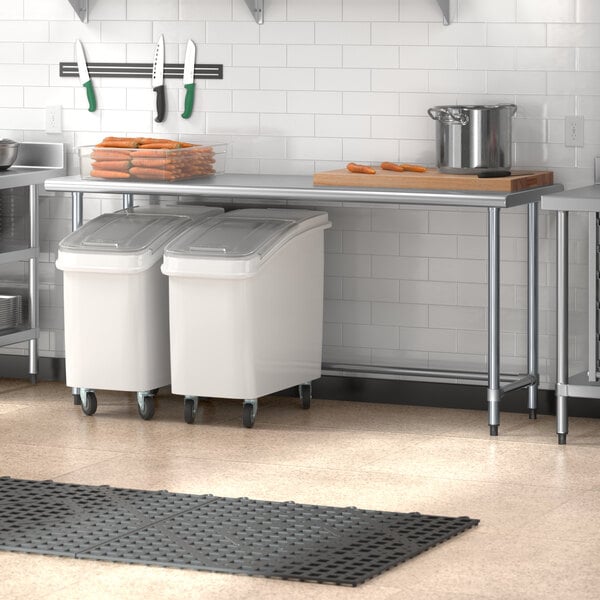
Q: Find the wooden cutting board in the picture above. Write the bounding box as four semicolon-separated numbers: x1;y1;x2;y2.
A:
313;168;554;193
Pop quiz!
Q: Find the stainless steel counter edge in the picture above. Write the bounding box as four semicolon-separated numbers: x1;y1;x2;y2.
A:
541;184;600;212
45;174;563;209
0;142;66;191
0;167;66;190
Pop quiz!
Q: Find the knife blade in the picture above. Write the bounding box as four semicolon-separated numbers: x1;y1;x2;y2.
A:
75;40;96;112
181;39;196;119
152;35;166;123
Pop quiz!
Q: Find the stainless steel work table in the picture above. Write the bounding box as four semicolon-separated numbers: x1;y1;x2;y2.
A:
542;176;600;444
46;173;563;436
0;142;65;382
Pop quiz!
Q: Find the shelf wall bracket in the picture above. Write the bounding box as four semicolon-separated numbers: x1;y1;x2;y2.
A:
244;0;264;24
68;0;88;23
436;0;450;25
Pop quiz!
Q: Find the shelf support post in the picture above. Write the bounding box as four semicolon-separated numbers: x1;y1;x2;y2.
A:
244;0;264;24
68;0;88;23
436;0;450;25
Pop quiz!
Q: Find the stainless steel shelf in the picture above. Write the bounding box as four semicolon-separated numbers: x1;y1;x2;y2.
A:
67;0;449;26
0;328;40;348
241;0;448;25
0;248;37;266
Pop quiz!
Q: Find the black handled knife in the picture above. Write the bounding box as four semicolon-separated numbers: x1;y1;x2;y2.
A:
152;35;165;123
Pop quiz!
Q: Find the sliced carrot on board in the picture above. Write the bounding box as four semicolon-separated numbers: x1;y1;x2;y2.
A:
346;162;376;175
380;162;405;172
399;163;427;173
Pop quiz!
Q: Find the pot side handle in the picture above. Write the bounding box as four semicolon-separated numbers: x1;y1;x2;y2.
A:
428;107;469;125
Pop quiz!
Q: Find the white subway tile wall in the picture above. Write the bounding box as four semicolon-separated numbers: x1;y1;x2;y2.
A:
0;0;596;388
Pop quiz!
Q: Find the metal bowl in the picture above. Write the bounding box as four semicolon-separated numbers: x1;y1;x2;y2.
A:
0;139;20;171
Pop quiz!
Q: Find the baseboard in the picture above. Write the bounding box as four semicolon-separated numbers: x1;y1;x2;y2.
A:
2;356;599;419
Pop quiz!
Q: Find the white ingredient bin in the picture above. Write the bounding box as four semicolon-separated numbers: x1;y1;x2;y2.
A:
161;208;331;428
56;205;223;419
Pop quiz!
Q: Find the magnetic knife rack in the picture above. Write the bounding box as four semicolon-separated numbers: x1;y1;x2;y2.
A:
59;62;223;80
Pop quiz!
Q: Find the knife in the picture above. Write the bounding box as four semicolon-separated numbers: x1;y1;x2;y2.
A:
75;40;96;112
152;35;166;123
181;39;196;119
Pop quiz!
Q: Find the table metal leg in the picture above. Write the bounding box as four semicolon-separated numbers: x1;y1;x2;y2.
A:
71;191;83;230
488;207;501;436
556;210;569;444
123;193;134;210
71;191;84;404
28;185;38;384
527;202;539;418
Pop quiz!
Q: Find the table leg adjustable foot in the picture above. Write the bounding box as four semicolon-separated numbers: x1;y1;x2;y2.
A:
528;408;537;420
558;433;567;445
489;425;498;436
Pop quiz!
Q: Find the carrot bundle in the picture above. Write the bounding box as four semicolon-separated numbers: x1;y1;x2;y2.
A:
89;137;218;181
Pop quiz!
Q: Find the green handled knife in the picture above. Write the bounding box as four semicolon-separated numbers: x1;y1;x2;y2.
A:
75;39;96;112
181;39;196;119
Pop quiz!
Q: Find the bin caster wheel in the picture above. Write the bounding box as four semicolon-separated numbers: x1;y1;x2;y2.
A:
81;390;97;416
73;393;82;406
150;388;160;396
242;401;256;429
184;397;197;424
299;383;311;410
489;425;498;436
137;394;155;421
558;433;567;445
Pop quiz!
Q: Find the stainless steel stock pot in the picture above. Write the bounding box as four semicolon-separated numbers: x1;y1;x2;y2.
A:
427;104;517;174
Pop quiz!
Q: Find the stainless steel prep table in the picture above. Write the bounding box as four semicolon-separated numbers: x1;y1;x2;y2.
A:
46;173;563;435
0;142;65;382
541;166;600;444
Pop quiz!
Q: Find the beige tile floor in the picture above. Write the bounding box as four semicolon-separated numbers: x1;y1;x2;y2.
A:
1;378;600;599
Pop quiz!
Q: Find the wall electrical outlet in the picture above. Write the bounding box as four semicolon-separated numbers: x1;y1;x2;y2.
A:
565;115;584;148
45;105;62;134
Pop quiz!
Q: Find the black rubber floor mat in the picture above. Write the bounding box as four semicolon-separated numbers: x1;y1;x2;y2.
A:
0;476;478;586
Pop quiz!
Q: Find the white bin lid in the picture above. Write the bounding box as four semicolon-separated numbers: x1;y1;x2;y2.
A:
60;213;187;254
57;207;220;273
162;208;330;278
116;204;223;221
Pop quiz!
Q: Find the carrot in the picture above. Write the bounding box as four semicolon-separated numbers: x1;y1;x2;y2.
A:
347;162;376;175
101;136;139;142
137;137;175;145
138;142;182;149
91;169;131;179
131;149;169;159
399;163;427;173
131;158;174;168
91;160;130;171
97;140;140;148
380;162;405;172
91;150;131;161
130;167;172;180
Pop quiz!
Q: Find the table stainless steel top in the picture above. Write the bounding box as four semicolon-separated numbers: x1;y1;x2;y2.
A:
45;173;560;209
